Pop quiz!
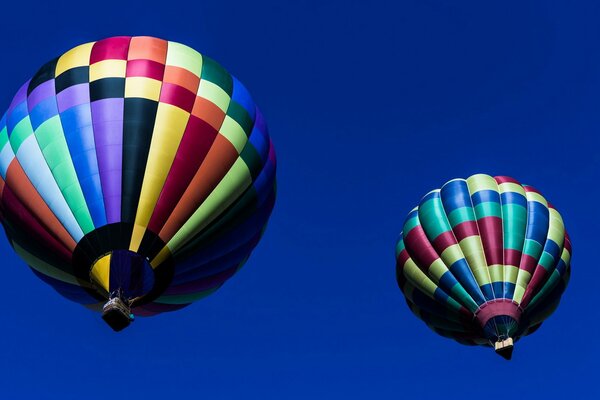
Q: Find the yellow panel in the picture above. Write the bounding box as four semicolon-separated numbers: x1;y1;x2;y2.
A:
466;174;498;193
428;259;448;282
55;42;95;76
504;265;519;284
525;191;547;206
129;224;147;253
151;246;171;269
459;236;489;283
403;259;437;298
498;182;525;195
130;103;190;251
440;244;464;266
90;59;127;81
197;80;230;112
547;209;565;244
90;254;111;293
472;266;490;285
125;77;162;100
166;42;203;76
515;269;531;287
219;116;248;153
513;285;526;304
488;264;503;282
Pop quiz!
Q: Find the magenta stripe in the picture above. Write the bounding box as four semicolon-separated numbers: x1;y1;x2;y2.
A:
404;225;439;270
477;216;503;265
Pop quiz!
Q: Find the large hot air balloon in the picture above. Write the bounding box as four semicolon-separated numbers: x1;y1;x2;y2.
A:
0;36;276;331
395;174;570;359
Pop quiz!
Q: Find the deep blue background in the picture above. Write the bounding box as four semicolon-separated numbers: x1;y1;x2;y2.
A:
0;1;598;398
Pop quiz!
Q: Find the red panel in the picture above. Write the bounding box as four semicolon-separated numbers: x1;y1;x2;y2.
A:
404;225;439;271
159;82;196;112
494;176;521;185
474;299;522;328
520;267;549;308
148;115;218;233
519;254;538;274
452;220;479;241
523;185;542;195
90;36;132;64
126;59;165;80
504;248;522;266
159;135;238;242
1;184;72;262
431;230;458;253
477;216;503;265
396;248;410;267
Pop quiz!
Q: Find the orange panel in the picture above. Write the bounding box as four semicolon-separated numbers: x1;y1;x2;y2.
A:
159;135;239;242
5;160;77;251
128;36;168;63
163;65;201;94
191;97;227;131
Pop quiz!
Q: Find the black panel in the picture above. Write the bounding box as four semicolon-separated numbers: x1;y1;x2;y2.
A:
89;78;125;101
121;98;158;223
27;57;58;95
55;66;90;93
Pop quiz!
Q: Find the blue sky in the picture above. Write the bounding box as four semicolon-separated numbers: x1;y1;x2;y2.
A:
0;0;598;398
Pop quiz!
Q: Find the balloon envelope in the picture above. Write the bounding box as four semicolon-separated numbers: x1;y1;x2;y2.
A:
395;174;570;358
0;36;276;322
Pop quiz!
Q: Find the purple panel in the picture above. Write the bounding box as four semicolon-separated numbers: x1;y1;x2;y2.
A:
56;84;90;113
7;81;30;116
27;80;56;112
91;98;124;223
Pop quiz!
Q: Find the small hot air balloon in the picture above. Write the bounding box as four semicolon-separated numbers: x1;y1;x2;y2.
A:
0;36;276;331
395;174;570;359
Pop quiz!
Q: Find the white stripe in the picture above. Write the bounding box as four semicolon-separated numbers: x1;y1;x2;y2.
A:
0;143;15;179
17;136;83;240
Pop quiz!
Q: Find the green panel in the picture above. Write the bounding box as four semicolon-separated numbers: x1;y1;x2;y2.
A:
34;115;94;233
522;238;543;258
418;198;452;239
450;284;478;313
447;206;476;227
402;214;420;235
227;101;253;134
9;117;34;151
538;251;556;270
0;126;8;150
474;202;501;219
502;204;527;250
395;237;406;257
201;57;233;95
